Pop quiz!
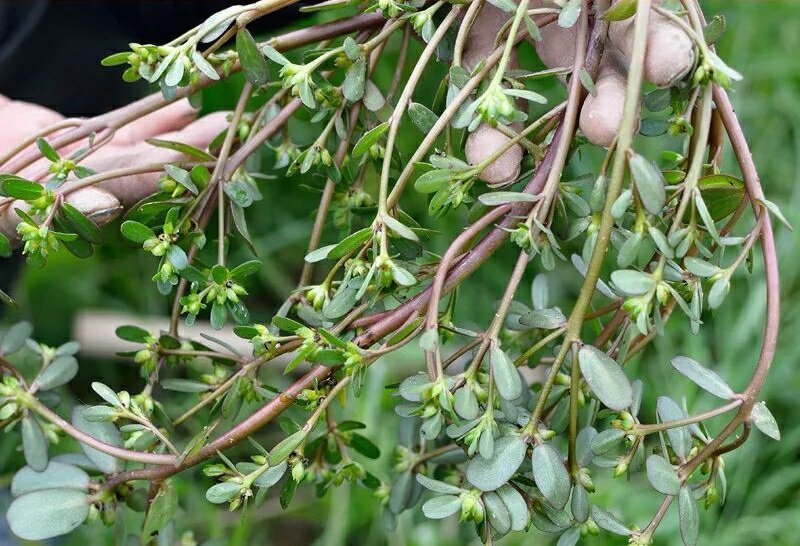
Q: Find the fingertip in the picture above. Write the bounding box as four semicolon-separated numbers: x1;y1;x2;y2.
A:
580;63;631;148
534;21;578;75
609;10;695;88
466;124;523;186
64;187;123;228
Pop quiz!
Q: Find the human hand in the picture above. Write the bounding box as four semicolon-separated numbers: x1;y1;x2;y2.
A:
464;1;695;186
0;97;229;240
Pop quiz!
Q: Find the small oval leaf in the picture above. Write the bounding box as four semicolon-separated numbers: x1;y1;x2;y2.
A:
670;356;735;399
7;488;90;541
466;435;526;492
532;443;571;509
578;346;633;411
646;454;680;495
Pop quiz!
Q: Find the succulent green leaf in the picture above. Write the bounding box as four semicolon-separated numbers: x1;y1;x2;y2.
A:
578;345;633;411
670;356;735;399
532;443;571;509
466;435;526;491
646;454;680;495
7;488;90;541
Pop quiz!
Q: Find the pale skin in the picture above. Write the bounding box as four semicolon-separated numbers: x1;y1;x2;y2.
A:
0;96;229;239
0;0;694;236
465;0;695;184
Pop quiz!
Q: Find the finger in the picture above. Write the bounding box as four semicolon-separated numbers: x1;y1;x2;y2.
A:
466;124;523;187
608;2;695;88
579;52;634;148
533;15;578;76
111;98;199;146
533;1;695;89
65;187;123;228
462;4;518;72
0;187;122;244
0;100;64;156
153;110;229;148
86;111;230;207
463;5;524;187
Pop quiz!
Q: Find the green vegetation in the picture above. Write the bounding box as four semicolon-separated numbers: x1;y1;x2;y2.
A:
0;1;798;544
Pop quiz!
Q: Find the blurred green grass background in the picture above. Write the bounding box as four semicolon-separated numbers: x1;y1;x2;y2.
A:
2;1;799;544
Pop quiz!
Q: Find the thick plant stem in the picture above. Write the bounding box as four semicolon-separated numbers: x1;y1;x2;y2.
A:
713;86;779;404
423;205;510;378
564;0;650;345
560;0;651;462
26;396;175;466
638;82;781;546
525;0;649;438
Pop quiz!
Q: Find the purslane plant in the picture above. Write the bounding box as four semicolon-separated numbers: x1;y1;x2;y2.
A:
0;0;785;544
